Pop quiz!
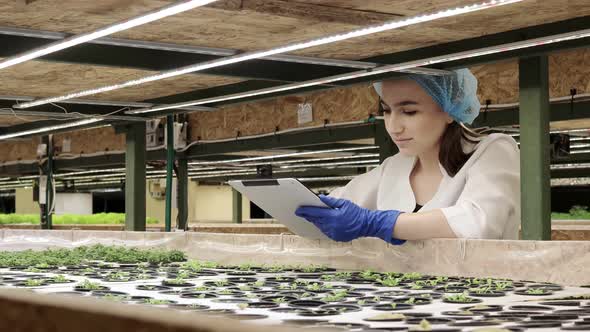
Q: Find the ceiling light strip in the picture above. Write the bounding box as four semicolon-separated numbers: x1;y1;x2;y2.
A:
0;0;218;71
0;118;102;141
188;146;377;165
15;0;521;109
128;28;590;114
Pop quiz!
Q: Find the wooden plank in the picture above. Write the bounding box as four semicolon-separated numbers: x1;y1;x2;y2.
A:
219;0;403;26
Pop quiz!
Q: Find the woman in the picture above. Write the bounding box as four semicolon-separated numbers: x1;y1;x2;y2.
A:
295;69;520;244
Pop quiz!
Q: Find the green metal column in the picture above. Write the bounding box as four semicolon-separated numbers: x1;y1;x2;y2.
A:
41;135;53;229
125;123;146;232
232;188;242;224
176;158;189;231
519;56;551;240
165;116;175;232
374;120;398;163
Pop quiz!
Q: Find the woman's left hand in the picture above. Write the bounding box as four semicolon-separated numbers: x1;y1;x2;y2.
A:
295;195;405;244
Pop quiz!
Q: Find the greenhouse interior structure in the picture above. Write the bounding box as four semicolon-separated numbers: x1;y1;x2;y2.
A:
0;0;589;331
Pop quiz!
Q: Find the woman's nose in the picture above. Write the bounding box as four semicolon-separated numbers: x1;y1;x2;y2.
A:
386;112;404;134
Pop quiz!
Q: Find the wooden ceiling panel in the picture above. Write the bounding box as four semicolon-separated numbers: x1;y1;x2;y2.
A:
0;114;45;127
290;0;481;16
0;59;242;102
1;0;587;62
289;0;590;59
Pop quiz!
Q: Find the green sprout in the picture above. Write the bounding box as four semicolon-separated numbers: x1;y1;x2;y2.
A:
24;279;45;287
376;276;402;287
526;288;548;295
402;272;423;280
214;280;229;287
143;299;172;305
51;275;69;283
165;278;187;285
77;279;103;290
444;291;477;303
405;297;416;305
360;269;379;280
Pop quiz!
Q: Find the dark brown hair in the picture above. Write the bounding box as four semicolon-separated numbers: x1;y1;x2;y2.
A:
439;122;483;177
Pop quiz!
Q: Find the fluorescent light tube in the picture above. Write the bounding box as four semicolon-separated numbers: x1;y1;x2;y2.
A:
0;0;218;71
128;28;590;114
0;118;102;141
15;0;520;109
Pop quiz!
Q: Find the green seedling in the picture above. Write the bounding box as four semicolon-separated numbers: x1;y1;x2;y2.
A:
526;288;548;295
77;279;103;290
405;297;416;305
214;280;229;287
444;291;477;303
166;278;187;285
143;299;172;305
402;272;423;280
24;279;45;287
253;281;265;287
51;275;69;283
360;269;379;280
377;276;402;287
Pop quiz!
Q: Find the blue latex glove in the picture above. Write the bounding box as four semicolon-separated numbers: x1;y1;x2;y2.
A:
295;195;405;244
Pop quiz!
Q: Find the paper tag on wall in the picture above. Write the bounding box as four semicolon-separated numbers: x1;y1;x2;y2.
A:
297;103;313;125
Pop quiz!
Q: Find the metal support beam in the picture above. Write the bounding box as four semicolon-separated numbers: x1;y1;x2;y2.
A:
183;122;378;159
40;135;53;229
374;121;398;163
176;158;189;231
125;123;146;232
519;56;551;240
164;116;175;232
232;188;242;224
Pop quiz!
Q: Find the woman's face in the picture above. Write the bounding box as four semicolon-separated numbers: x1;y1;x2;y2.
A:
380;79;453;157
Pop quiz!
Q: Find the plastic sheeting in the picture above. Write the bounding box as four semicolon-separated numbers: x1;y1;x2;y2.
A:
0;229;589;286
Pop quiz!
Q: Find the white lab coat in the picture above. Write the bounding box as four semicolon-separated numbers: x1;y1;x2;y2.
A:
330;133;520;240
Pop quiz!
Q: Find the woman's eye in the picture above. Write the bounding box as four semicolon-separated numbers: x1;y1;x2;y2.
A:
402;110;417;115
380;102;391;114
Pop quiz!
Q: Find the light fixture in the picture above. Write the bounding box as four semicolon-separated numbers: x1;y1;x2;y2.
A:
127;28;590;114
0;118;102;141
0;0;218;71
15;0;521;109
187;146;377;165
279;159;380;169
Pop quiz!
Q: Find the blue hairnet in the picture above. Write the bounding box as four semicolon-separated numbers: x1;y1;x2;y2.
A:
373;69;481;125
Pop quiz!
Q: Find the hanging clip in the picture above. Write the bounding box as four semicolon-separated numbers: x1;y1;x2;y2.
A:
570;88;577;115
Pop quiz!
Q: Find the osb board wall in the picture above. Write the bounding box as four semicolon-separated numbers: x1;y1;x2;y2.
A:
53;126;125;155
188;84;378;141
472;48;590;104
0;137;40;162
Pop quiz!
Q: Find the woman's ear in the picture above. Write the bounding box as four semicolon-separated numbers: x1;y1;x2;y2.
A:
445;113;454;124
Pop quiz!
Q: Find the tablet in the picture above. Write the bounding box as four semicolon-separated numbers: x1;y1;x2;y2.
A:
228;178;330;240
